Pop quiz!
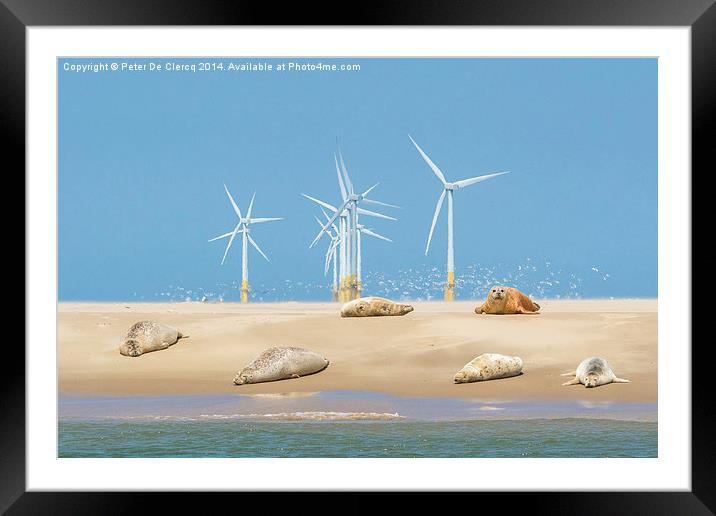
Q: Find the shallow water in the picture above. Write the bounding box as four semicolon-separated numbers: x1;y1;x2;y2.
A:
58;391;657;458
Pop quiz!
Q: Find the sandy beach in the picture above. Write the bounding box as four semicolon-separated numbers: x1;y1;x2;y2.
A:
58;299;657;403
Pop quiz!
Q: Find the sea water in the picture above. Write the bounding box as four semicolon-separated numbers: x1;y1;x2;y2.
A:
59;418;656;458
58;392;657;458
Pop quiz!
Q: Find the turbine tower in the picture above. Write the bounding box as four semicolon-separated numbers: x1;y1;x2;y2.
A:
409;135;510;301
209;184;282;303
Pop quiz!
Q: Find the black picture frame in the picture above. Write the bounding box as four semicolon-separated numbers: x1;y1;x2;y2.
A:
5;0;709;512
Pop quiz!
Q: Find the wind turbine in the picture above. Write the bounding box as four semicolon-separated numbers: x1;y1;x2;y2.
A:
209;184;282;303
303;149;397;301
409;135;510;301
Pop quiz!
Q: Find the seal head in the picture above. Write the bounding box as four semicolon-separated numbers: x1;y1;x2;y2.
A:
119;339;142;357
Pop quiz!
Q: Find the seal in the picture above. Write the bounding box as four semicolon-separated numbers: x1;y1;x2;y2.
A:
119;321;186;357
454;353;523;383
475;286;540;314
234;347;330;385
340;296;414;318
561;357;630;388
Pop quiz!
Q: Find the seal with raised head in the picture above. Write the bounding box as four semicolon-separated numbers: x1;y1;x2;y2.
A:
475;286;540;315
340;296;414;318
561;357;630;388
454;353;523;383
119;321;186;357
234;347;329;385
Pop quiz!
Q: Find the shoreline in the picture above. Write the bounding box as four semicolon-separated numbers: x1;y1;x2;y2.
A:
59;391;658;423
59;300;657;402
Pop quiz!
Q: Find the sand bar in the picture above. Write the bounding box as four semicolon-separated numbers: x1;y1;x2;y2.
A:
58;300;657;402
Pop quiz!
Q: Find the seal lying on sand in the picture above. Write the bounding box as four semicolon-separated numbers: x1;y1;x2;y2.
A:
119;321;186;357
475;286;540;314
561;357;630;388
340;296;414;317
234;347;329;385
454;353;523;383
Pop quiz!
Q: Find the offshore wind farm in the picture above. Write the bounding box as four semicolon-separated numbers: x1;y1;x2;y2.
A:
57;57;657;459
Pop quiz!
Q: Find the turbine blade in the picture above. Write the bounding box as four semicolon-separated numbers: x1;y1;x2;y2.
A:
220;224;241;265
249;217;283;224
425;190;446;255
246;192;256;219
310;199;350;248
360;227;393;242
408;135;447;185
208;230;234;242
302;193;337;212
453;171;510;189
337;148;354;194
357;207;397;221
320;208;339;234
223;184;242;218
247;233;269;262
361;182;379;197
326;238;340;274
324;244;333;275
362;198;400;209
314;215;336;238
334;154;348;201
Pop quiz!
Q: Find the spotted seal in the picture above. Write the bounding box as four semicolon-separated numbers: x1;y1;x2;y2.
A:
561;357;630;388
454;353;524;383
340;296;414;317
119;321;186;357
234;347;330;385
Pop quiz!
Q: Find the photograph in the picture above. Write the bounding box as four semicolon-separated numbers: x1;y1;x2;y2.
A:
57;56;658;459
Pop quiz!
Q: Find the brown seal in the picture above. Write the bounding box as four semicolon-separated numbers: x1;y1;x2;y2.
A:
475;286;540;315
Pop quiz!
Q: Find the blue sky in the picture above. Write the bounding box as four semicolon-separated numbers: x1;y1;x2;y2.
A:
58;58;657;301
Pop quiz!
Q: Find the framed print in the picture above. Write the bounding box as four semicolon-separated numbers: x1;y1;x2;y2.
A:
6;0;711;512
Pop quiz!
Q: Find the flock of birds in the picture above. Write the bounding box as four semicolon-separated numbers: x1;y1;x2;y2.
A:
147;258;610;303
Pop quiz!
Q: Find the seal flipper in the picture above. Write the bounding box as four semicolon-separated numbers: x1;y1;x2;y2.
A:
516;306;539;314
562;378;581;386
612;377;630;383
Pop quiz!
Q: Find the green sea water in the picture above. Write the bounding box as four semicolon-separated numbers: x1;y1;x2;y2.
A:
58;392;657;458
58;418;656;458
